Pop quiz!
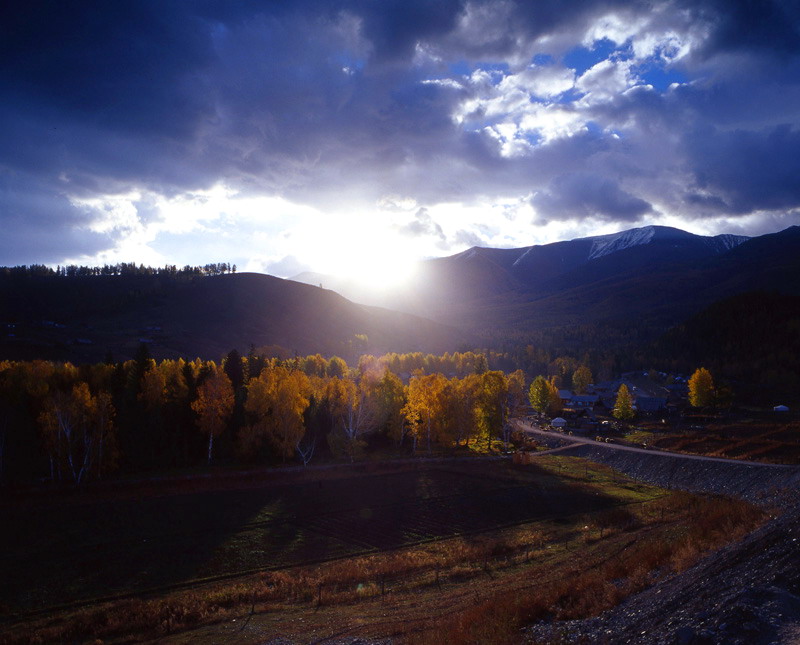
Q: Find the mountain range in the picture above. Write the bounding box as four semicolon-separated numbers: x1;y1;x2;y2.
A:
293;224;800;337
2;224;798;363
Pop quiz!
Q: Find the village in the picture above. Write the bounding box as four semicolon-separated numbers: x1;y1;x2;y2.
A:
520;370;798;463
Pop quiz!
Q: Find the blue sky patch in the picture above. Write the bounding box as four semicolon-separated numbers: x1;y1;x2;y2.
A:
532;53;555;66
448;60;472;76
563;38;618;74
635;63;688;91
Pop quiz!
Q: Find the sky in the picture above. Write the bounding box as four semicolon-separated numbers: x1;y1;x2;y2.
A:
2;0;800;283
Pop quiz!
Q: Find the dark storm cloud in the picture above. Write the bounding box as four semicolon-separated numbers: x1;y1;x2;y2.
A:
355;0;466;61
682;0;800;59
0;2;216;138
1;0;800;264
532;173;652;223
0;172;110;264
683;124;800;215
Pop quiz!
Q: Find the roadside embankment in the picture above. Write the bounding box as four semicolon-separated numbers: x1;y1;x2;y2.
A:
518;424;800;643
520;424;800;506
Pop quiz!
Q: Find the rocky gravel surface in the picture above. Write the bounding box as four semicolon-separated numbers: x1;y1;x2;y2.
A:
522;435;800;644
523;502;800;645
563;443;800;506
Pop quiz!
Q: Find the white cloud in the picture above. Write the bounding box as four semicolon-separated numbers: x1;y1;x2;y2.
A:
581;12;646;48
498;64;575;99
576;59;635;103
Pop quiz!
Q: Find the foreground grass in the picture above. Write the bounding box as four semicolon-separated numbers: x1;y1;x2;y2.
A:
1;457;764;644
411;491;764;643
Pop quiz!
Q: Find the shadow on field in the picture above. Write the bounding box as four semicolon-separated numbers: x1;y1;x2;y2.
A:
0;461;622;613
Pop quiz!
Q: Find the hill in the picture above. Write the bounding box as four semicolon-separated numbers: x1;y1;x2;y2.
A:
0;272;463;363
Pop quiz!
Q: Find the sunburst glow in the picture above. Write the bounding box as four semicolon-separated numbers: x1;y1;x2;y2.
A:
306;216;419;289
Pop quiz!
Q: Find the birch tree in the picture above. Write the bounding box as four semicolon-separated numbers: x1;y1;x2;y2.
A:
38;383;116;483
191;366;234;465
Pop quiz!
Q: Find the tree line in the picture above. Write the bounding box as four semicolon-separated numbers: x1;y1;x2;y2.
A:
0;349;530;487
0;262;237;279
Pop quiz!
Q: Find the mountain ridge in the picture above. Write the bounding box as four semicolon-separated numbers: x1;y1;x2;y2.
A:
292;224;754;310
0;272;464;364
290;224;798;344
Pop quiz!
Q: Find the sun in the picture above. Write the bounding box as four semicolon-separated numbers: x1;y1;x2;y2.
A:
331;242;418;290
303;217;419;291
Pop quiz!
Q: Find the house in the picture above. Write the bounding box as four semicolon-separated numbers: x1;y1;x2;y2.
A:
558;389;573;405
551;417;567;429
572;394;599;408
635;396;667;413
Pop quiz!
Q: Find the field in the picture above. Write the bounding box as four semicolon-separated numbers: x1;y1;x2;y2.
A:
633;412;800;464
0;458;763;644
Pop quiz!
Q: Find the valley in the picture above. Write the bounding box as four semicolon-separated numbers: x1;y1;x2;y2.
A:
1;224;799;644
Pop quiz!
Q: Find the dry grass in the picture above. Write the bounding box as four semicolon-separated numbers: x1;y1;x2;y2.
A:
2;466;764;645
648;420;800;464
411;492;764;645
2;526;548;645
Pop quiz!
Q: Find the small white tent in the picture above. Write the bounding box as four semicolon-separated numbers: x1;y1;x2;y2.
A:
774;405;790;412
551;417;567;428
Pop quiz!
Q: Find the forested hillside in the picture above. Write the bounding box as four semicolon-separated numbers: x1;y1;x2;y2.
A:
646;292;800;403
0;269;461;363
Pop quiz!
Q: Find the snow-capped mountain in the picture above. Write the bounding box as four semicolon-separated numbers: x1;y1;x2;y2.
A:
444;225;750;290
291;224;800;337
583;225;748;261
587;225;666;260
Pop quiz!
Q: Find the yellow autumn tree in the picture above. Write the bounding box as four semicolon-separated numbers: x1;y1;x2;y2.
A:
191;366;234;465
241;365;311;461
506;369;527;415
613;383;635;421
371;369;406;444
402;373;449;454
138;364;166;411
688;367;715;408
38;382;117;483
161;359;189;405
528;375;550;416
474;371;508;451
325;375;381;461
572;365;593;394
449;374;480;447
547;378;563;416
